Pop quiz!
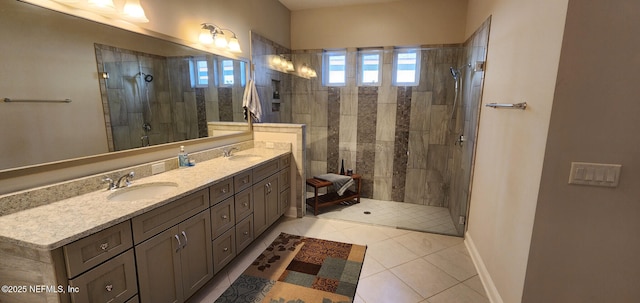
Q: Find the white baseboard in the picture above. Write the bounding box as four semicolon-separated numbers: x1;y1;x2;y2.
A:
465;232;504;303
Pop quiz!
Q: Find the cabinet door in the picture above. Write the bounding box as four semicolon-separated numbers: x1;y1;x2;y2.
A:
252;178;268;237
280;187;290;216
234;188;253;223
135;226;183;303
235;215;254;253
179;210;213;300
265;176;280;226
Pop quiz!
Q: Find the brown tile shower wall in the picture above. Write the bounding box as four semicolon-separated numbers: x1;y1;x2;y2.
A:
96;44;209;151
289;46;464;206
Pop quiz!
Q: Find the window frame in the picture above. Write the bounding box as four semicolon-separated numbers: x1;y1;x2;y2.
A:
392;48;421;86
322;49;347;87
190;57;210;88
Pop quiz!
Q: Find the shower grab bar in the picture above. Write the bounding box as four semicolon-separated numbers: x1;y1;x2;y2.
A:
486;102;527;110
4;98;72;103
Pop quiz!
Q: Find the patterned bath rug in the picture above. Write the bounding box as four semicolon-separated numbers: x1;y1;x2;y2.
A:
215;232;367;303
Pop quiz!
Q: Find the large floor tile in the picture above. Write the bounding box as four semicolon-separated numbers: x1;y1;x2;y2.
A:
391;258;460;298
366;238;420;269
394;230;463;257
357;270;424;303
424;243;477;281
426;283;489;303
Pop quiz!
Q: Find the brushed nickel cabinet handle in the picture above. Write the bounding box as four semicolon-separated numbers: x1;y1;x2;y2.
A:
181;231;188;248
99;243;109;250
105;284;113;292
174;235;182;252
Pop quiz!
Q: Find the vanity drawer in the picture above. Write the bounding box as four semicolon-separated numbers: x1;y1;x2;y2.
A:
211;197;235;239
279;154;291;168
234;170;252;193
131;188;209;244
235;215;254;253
212;227;236;274
253;159;280;183
234;188;253;223
125;295;139;303
210;177;234;206
278;167;290;192
64;221;133;279
69;249;138;303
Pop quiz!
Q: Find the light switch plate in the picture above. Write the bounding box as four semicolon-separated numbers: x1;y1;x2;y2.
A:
568;162;621;187
151;162;166;175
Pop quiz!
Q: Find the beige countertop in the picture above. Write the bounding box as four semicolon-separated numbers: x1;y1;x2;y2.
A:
0;148;290;251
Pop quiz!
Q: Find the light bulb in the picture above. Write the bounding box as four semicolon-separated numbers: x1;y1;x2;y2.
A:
199;28;213;44
214;32;227;48
123;0;149;23
88;0;116;12
228;36;241;53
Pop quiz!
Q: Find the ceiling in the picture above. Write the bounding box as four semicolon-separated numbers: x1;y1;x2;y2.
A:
278;0;404;11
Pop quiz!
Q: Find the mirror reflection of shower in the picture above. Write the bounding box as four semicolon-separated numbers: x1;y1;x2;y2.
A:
135;71;154;147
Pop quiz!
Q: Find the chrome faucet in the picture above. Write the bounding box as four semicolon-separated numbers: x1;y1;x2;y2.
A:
222;147;239;157
103;171;135;190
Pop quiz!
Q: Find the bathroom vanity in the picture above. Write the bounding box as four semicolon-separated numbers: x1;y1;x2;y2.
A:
0;147;292;303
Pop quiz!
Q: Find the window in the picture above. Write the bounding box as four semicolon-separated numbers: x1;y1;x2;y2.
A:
358;49;382;86
190;57;209;87
322;50;346;86
220;59;234;85
393;48;421;86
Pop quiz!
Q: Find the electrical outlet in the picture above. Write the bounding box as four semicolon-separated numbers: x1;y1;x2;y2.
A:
151;162;165;175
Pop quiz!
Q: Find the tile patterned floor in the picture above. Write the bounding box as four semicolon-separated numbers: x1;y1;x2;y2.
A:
187;216;488;303
306;197;460;235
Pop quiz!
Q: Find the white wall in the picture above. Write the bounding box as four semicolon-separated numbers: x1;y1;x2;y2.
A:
290;0;468;49
463;0;568;302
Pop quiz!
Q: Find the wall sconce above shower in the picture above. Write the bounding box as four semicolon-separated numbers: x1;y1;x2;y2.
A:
199;23;242;53
49;0;149;23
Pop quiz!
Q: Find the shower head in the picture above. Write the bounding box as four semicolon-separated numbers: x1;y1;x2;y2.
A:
450;67;460;80
135;72;154;83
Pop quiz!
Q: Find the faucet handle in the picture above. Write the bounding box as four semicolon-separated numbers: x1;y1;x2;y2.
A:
103;177;116;190
124;171;135;187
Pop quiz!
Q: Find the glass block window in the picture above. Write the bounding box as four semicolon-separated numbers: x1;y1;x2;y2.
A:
190;57;209;87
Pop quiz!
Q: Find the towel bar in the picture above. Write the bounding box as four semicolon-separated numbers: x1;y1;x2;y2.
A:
486;102;526;110
4;98;72;103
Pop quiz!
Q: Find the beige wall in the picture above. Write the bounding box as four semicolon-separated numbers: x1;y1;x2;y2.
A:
522;0;640;301
290;0;468;49
463;0;568;302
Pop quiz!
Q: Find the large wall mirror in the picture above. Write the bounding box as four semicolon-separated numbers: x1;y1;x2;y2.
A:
0;1;250;171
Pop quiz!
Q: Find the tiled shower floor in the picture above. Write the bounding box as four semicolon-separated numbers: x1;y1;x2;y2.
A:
305;196;459;236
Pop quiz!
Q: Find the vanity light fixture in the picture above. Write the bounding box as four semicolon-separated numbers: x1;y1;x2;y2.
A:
88;0;116;12
51;0;150;23
199;23;242;53
122;0;149;23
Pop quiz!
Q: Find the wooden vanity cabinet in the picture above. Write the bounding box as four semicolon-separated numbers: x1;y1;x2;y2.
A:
133;190;213;303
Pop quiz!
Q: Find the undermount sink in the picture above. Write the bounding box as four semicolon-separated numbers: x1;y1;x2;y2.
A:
108;182;178;201
226;154;263;161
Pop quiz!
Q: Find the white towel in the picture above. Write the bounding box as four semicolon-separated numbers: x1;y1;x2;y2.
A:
242;79;262;122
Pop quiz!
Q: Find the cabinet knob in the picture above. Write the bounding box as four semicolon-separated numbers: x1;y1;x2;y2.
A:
105;284;113;292
221;188;227;193
223;247;229;252
242;179;248;184
99;243;109;251
243;202;248;207
243;231;249;236
222;215;228;220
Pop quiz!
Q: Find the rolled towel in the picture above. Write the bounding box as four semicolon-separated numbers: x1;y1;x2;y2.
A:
314;173;355;196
